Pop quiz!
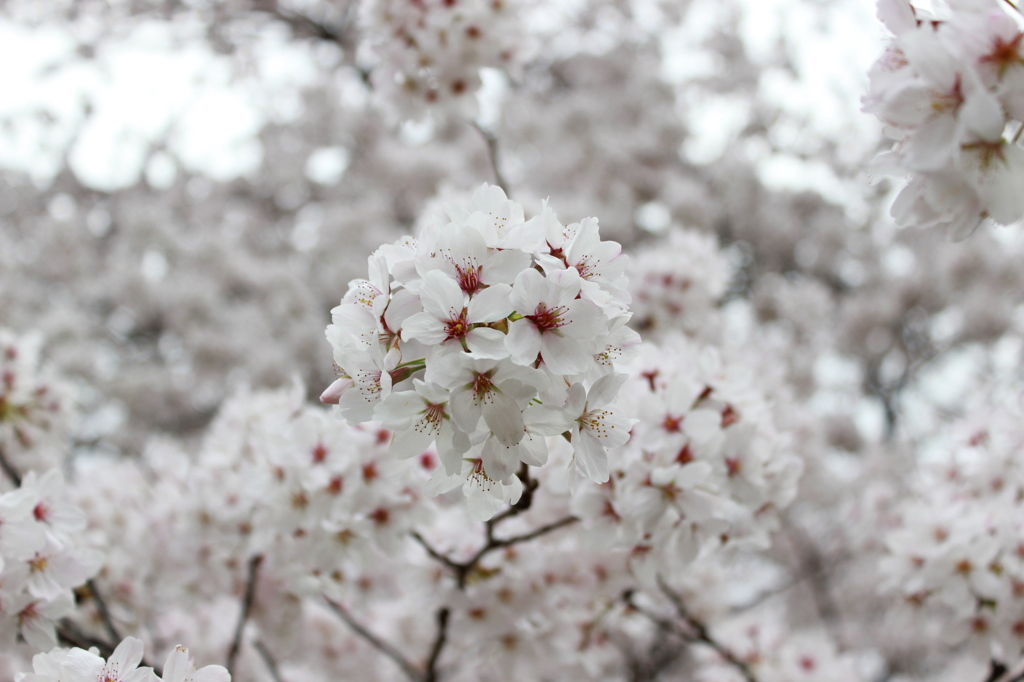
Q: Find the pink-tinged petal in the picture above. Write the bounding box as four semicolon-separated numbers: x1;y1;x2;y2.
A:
481;436;521;480
482;249;531;285
465;328;510;360
523;404;572;436
108;636;146;674
572;430;609;483
436;426;471;476
904;114;958;171
548;268;583;306
124;669;158;682
400;312;448;345
505;320;542;366
320;376;353;406
62;649;105;680
390;426;435;460
465;483;505;522
418;270;467;318
467;284;513;322
961;89;1005;142
563;383;587;416
192;665;231;682
877;0;916;36
384;288;423;330
20;612;57;651
539;333;589;375
516;432;549;466
424;350;475;387
686;409;722;441
161;648;190;682
899;28;958;90
482;391;525;446
559;299;605;339
510;268;548;311
450;388;483;434
375;391;423;427
587;373;628;408
976;145;1024;224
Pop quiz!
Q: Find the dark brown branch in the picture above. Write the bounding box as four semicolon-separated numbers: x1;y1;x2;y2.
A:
226;554;263;676
471;122;510;195
423;607;450;682
324;596;422;682
414;516;578;589
254;640;285;682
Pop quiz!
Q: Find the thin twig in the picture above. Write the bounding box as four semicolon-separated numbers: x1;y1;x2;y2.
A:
471;122;510;194
226;554;264;676
656;577;758;682
414;516;578;588
423;607;450;682
324;596;422;682
254;640;286;682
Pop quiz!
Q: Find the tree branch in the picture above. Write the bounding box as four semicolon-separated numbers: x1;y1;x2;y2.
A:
0;442;22;486
226;554;263;676
423;607;450;682
471;122;510;195
85;577;122;647
324;596;423;682
651;577;757;682
254;639;285;682
414;516;578;589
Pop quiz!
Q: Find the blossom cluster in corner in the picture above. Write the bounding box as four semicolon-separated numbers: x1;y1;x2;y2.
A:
16;637;228;682
323;184;639;519
865;0;1024;238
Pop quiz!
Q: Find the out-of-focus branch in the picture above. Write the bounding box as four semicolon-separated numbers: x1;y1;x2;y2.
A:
0;442;22;486
85;577;123;648
471;122;510;196
226;554;264;676
623;580;757;682
255;1;372;85
324;596;423;682
254;639;285;682
423;607;450;682
413;516;577;589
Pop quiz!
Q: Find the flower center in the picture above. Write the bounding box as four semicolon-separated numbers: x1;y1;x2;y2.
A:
444;308;471;340
527;303;568;333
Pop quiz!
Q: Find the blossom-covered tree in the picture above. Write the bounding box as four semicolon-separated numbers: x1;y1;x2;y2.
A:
1;0;1024;680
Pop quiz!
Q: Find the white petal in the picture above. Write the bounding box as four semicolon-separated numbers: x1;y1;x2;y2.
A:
572;430;609;483
505;320;542;366
465;328;511;360
482;391;525;446
467;284;513;322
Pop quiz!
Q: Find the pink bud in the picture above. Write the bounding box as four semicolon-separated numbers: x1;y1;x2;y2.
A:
320;377;352;405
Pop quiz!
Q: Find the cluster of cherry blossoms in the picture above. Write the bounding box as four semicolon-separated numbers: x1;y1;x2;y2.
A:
0;469;100;652
629;229;729;341
0;329;76;474
572;334;802;575
16;637;227;682
865;0;1024;238
66;381;432;654
879;394;1024;661
359;0;524;119
322;184;638;520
